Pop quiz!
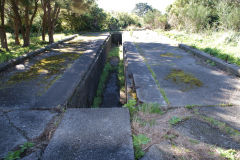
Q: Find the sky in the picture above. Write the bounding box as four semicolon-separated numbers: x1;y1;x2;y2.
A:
97;0;175;13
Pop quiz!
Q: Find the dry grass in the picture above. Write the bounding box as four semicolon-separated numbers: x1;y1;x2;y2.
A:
132;107;240;160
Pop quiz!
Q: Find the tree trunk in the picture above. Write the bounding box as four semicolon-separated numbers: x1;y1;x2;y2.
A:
13;19;20;45
0;0;8;51
48;25;54;43
47;1;60;44
41;0;47;41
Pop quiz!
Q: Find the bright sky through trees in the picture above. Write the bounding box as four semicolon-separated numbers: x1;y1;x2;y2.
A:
97;0;175;13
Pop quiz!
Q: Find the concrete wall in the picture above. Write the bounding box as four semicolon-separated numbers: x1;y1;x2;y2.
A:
68;35;112;108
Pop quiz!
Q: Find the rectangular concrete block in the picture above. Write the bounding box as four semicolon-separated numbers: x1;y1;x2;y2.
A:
42;108;134;160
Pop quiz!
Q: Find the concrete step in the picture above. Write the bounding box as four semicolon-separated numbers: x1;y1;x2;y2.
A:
42;108;134;160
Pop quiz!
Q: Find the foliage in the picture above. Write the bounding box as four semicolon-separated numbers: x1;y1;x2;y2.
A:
138;103;163;115
167;0;240;32
0;33;69;63
159;30;240;66
133;3;153;17
92;46;122;108
92;62;112;107
133;134;150;159
169;116;182;125
4;142;34;160
143;9;168;30
217;148;238;160
124;99;137;116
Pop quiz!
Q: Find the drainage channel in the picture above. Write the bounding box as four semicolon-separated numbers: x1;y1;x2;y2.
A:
92;32;125;108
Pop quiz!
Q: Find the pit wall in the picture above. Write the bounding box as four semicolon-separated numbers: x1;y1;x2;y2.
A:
68;33;122;108
67;36;112;108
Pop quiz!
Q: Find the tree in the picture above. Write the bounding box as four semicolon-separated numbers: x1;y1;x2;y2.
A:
10;0;39;47
133;3;153;17
0;0;8;50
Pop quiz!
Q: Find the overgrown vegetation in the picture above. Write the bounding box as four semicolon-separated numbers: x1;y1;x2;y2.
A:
4;142;34;160
169;116;182;125
158;30;240;66
92;46;123;107
133;134;151;159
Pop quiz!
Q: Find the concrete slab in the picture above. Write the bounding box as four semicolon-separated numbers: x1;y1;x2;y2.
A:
42;108;134;160
0;33;110;109
198;106;240;131
21;150;42;160
124;37;166;105
175;118;240;149
0;115;27;158
7;110;57;139
131;31;240;107
140;142;175;160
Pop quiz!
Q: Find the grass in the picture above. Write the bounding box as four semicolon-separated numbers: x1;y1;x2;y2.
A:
133;134;151;159
169;116;182;125
0;32;73;63
92;62;113;108
92;46;123;108
157;30;240;66
216;148;238;160
4;142;34;160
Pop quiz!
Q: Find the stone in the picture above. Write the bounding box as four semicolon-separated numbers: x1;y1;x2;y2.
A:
7;110;57;139
0;115;27;158
198;106;240;131
141;142;176;160
42;108;134;160
20;150;42;160
175;118;240;149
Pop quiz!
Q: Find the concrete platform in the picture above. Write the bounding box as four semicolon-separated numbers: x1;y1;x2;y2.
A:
42;108;134;160
0;33;110;109
130;31;240;107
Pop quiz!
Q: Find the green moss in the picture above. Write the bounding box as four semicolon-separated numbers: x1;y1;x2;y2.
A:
7;53;81;85
166;69;203;91
160;52;182;58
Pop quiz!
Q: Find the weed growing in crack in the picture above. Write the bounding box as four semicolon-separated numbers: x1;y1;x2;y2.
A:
4;142;34;160
169;116;182;125
124;99;137;117
138;103;164;115
133;134;151;160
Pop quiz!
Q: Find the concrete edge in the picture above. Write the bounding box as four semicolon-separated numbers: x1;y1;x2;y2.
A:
34;33;112;109
0;34;78;72
179;44;240;77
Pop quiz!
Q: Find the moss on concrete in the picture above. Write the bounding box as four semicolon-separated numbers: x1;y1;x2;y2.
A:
160;53;182;58
166;69;203;91
7;53;81;85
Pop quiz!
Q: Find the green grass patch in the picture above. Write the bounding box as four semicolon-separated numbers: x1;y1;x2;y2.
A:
92;46;123;108
92;62;113;108
4;142;34;160
0;33;72;64
133;134;151;160
138;103;164;115
169;116;182;125
217;148;238;160
157;30;240;66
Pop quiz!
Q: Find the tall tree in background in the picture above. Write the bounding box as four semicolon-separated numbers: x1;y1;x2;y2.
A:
133;3;153;17
10;0;39;46
0;0;8;50
46;0;61;43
